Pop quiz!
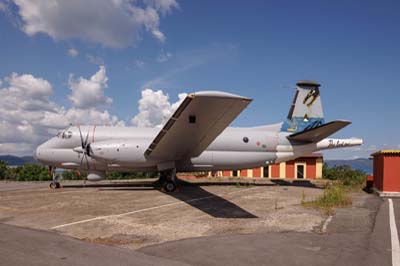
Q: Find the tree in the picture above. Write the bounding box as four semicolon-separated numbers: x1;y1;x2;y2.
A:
13;164;50;181
0;161;7;180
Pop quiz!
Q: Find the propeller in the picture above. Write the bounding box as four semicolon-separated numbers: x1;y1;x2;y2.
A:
73;125;93;170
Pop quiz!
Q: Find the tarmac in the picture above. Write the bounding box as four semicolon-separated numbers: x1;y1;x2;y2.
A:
0;179;399;266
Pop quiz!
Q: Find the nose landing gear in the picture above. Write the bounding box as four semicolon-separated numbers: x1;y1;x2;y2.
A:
49;181;61;189
48;166;61;189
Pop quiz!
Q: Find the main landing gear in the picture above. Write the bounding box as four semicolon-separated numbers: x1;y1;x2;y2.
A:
159;169;177;193
48;166;61;189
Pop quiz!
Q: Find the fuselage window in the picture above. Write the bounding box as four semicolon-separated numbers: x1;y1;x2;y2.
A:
243;137;249;143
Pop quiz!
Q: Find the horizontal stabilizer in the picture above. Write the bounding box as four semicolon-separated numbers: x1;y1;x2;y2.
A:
287;120;351;143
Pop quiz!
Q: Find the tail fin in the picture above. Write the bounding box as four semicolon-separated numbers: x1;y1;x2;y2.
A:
281;80;325;133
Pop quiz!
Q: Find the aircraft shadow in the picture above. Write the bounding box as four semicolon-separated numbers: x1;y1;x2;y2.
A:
63;179;258;219
165;179;258;219
61;178;320;218
178;178;321;189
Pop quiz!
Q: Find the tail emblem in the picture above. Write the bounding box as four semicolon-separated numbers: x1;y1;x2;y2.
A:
303;88;320;107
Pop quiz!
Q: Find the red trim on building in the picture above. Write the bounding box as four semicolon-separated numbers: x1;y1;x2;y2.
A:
222;170;231;177
271;164;280;178
305;159;316;179
253;167;261;178
286;161;295;179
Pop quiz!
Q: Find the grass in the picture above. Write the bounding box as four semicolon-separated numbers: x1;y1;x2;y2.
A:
302;184;352;215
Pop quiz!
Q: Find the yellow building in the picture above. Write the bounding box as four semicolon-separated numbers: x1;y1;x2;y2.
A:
209;154;323;179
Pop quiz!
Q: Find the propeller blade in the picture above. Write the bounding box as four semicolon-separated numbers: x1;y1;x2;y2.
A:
86;143;92;157
84;154;90;170
78;125;84;149
80;154;84;167
84;130;89;147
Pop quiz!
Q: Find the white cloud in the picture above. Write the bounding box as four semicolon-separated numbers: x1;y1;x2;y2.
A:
0;70;123;155
152;29;165;43
0;68;191;155
323;142;400;160
68;48;78;57
145;0;180;15
366;145;377;151
143;43;239;89
86;55;105;65
157;51;172;62
7;72;52;97
131;89;186;127
0;2;6;11
6;0;178;48
41;107;124;129
134;60;145;68
68;66;113;108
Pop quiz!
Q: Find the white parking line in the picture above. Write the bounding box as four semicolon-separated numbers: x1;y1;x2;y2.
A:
51;186;259;230
389;199;400;266
321;215;333;233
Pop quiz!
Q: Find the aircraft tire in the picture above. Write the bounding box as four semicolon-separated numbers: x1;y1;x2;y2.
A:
49;181;61;189
163;181;177;192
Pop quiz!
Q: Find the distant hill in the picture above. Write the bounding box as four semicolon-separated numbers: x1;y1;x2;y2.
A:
0;155;37;166
325;158;372;174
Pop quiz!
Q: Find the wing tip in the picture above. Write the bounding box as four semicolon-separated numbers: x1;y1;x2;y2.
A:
190;91;252;101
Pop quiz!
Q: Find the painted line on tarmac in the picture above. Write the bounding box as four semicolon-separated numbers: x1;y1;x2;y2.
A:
51;187;260;230
0;189;91;200
321;215;333;233
389;199;400;266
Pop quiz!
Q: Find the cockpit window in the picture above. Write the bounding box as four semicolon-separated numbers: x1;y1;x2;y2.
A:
56;130;73;139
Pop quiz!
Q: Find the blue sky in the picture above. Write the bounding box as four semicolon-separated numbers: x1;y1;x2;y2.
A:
0;0;399;158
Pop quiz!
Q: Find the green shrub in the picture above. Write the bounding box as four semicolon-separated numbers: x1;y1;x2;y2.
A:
61;170;85;180
303;184;352;215
106;171;159;180
8;164;51;181
323;163;366;188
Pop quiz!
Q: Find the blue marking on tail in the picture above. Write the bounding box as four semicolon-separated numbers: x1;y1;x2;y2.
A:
281;117;325;133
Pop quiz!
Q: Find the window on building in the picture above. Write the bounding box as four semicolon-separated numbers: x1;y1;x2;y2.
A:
263;166;269;178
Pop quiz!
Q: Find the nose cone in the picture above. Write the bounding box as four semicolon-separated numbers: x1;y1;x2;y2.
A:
34;145;42;162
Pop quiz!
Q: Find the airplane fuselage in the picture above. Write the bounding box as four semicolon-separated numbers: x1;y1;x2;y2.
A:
35;124;362;173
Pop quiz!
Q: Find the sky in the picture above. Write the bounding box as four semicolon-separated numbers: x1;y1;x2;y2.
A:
0;0;399;159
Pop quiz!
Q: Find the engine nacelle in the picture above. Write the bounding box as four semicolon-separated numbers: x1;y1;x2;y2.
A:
90;140;148;164
87;171;105;181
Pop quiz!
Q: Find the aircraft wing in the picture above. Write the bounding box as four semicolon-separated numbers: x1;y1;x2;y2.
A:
145;91;252;159
287;120;351;143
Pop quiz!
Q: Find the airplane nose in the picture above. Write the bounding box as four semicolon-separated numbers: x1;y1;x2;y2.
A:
34;146;42;162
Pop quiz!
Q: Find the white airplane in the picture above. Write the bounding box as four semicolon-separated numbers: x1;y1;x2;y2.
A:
35;80;362;192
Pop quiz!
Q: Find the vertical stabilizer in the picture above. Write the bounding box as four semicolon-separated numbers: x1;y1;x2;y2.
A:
281;80;325;133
